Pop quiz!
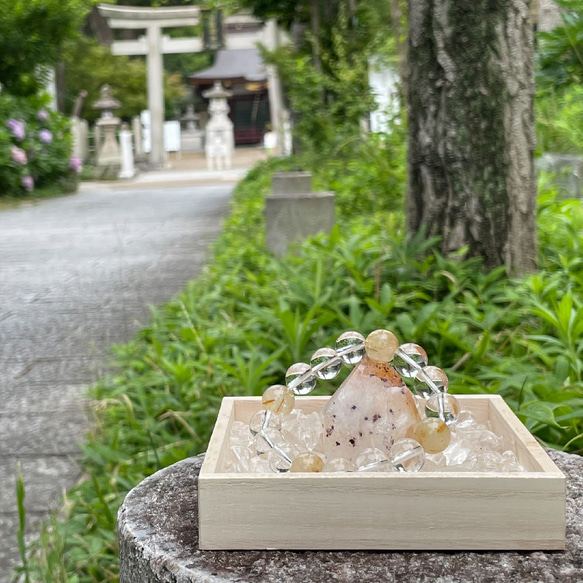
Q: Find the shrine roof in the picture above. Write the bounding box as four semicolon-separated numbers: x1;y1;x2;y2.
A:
189;49;266;83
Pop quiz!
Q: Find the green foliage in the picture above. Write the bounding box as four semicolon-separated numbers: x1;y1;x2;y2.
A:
254;0;395;158
0;91;76;197
15;465;30;583
535;2;583;154
535;84;583;154
267;31;372;156
0;0;92;96
20;159;583;581
63;37;187;121
313;120;407;217
537;0;583;89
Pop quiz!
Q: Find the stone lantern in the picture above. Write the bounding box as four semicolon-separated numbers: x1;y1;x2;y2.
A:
180;104;204;153
93;85;122;171
202;82;234;170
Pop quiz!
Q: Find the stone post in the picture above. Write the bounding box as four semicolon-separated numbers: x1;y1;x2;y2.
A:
119;123;136;179
132;116;145;159
265;19;285;156
71;117;84;161
282;110;293;157
147;24;165;168
265;172;336;257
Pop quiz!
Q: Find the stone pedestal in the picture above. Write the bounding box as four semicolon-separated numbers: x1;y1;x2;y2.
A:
118;450;583;582
272;171;312;195
180;105;204;153
180;130;205;153
96;118;121;168
265;176;335;257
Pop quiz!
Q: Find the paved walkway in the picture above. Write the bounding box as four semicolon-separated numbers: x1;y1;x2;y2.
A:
0;180;233;579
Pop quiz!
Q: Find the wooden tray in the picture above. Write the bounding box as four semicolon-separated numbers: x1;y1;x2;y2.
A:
199;395;565;550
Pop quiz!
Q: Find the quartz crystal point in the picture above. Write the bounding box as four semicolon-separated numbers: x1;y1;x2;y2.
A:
321;355;421;462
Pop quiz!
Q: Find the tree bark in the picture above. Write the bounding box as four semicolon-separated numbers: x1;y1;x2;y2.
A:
311;0;322;73
407;0;537;274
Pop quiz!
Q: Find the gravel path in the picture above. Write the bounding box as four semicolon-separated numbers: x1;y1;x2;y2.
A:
0;182;232;579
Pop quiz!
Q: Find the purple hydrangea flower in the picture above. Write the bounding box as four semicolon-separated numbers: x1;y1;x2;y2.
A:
11;146;27;165
21;176;34;192
38;129;53;144
69;156;82;174
37;109;49;121
7;119;25;140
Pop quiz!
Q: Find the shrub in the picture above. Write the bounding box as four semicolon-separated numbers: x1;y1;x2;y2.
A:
0;90;78;197
535;85;583;155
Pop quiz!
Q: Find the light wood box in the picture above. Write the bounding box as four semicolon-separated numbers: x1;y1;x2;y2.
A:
199;395;565;551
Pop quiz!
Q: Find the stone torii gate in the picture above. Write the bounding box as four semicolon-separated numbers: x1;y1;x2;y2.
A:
98;4;202;167
97;5;286;167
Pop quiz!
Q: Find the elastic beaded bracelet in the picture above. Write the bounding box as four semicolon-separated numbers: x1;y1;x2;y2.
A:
248;329;460;473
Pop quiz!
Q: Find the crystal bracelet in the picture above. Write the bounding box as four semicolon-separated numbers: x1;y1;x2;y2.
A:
248;329;461;473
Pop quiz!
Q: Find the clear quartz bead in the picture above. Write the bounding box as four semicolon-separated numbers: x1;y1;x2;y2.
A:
335;331;366;365
311;348;342;380
355;448;390;472
254;428;284;458
322;457;355;472
425;393;460;426
389;438;425;472
285;362;317;396
249;409;281;436
268;444;297;473
455;409;475;428
392;344;428;377
413;366;449;399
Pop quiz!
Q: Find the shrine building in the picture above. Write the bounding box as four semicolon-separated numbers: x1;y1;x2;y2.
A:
190;48;271;146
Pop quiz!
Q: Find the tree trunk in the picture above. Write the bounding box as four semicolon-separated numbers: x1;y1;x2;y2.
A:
311;0;322;72
86;6;113;45
407;0;537;274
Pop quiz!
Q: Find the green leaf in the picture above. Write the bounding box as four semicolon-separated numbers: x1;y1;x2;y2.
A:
519;402;565;429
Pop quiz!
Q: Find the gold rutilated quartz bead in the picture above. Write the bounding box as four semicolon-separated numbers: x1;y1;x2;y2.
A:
364;329;399;363
289;452;324;473
262;384;295;417
409;418;451;454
